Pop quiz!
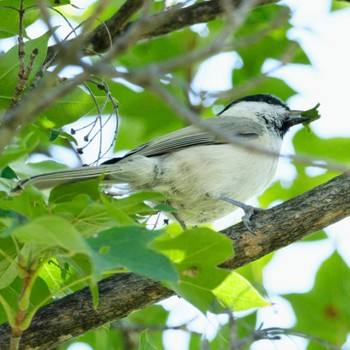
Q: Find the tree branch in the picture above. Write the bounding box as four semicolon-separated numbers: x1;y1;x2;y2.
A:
45;0;276;63
0;173;349;349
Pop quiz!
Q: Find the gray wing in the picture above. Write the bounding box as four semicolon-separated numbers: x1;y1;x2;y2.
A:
125;117;263;158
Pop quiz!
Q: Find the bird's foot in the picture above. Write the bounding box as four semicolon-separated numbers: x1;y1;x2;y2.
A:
218;195;264;233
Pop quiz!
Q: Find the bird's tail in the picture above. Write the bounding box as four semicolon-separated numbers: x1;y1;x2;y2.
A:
10;163;125;195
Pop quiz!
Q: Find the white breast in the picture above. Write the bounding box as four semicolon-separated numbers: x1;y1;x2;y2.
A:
149;133;282;224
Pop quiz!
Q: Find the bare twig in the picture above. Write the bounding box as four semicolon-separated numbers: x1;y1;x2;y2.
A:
239;327;341;350
8;0;31;110
73;79;119;163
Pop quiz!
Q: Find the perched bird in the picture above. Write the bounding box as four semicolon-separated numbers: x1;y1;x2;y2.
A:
12;94;310;227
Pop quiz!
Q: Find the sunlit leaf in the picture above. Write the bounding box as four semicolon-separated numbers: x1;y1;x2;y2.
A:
285;252;350;347
301;103;321;132
213;271;270;310
0;31;52;108
152;227;268;313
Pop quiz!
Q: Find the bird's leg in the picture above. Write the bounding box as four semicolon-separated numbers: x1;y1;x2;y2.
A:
172;213;188;231
217;195;264;233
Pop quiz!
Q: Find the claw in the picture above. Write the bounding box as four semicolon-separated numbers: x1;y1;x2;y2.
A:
217;195;264;233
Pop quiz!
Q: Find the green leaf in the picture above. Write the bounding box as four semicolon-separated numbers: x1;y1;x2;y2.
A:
12;215;91;257
38;260;64;293
152;203;177;213
0;132;40;168
152;227;269;313
37;87;114;128
0;276;51;327
0;2;35;38
259;163;336;209
114;192;166;209
234;5;292;73
259;130;347;209
0;187;47;219
294;130;350;166
152;226;233;266
49;179;101;203
50;187;155;236
87;226;178;282
0;31;52;109
231;4;309;98
0;262;17;290
331;1;350;11
285;252;350;347
301;103;321;132
1;166;18;180
39;258;89;296
100;196;136;226
47;0;70;5
49;129;78;144
118;28;199;68
138;330;158;350
107;192;166;218
0;236;18;289
212;271;270;310
52;194;127;237
128;305;169;326
236;253;272;288
234;75;296;102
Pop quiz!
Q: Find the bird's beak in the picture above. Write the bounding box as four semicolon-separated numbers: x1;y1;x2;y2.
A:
285;110;311;128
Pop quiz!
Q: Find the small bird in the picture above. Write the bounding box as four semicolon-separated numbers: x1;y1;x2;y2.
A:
12;94;310;228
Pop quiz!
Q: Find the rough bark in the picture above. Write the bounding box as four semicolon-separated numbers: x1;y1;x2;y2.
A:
0;173;349;349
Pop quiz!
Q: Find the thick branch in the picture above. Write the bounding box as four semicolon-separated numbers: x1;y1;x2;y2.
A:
46;0;276;63
0;173;349;349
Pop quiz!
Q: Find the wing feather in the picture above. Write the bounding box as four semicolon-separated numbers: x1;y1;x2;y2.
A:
125;117;263;158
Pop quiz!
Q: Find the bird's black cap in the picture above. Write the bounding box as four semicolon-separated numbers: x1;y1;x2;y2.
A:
219;94;289;115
